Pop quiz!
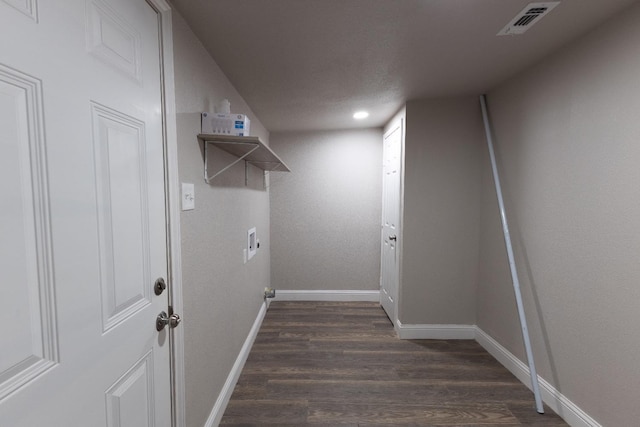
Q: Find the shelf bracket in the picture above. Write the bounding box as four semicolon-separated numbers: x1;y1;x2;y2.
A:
204;142;260;184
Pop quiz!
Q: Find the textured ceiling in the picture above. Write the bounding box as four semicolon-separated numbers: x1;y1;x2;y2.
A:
171;0;638;132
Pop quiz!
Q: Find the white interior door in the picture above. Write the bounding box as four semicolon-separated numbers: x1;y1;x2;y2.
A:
0;1;172;426
380;121;402;324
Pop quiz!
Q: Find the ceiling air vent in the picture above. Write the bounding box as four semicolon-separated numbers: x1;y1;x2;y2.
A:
497;2;560;36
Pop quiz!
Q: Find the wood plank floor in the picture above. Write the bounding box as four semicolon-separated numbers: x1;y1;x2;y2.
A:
221;301;568;426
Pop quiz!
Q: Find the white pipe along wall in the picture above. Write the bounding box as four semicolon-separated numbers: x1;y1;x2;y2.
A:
479;94;544;414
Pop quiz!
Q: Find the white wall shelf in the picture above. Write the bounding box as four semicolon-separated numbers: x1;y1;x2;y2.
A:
198;134;290;184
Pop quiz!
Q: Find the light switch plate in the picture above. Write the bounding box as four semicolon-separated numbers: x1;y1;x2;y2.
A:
181;183;195;211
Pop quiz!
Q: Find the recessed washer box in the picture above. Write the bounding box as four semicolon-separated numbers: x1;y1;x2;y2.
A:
247;227;257;261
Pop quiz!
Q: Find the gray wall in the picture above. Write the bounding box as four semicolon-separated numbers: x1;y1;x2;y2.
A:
172;11;272;427
270;129;382;291
479;3;640;425
400;98;484;325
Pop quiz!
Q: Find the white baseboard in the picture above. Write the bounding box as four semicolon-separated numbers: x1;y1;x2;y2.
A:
204;301;267;427
475;327;602;427
396;321;476;339
273;289;380;302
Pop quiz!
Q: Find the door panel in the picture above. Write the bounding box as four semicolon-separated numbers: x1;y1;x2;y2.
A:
86;0;143;83
0;1;171;425
105;350;155;427
380;121;402;324
1;0;37;20
92;103;152;332
0;64;57;401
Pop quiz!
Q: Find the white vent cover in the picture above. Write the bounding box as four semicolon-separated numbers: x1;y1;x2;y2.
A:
497;2;560;36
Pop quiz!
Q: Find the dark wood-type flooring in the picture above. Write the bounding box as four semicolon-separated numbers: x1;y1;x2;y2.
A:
221;301;568;426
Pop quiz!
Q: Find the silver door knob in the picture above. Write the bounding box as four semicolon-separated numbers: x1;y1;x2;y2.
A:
156;311;181;331
169;313;181;328
389;235;397;241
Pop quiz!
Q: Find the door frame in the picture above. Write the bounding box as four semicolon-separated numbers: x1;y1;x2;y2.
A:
146;1;186;426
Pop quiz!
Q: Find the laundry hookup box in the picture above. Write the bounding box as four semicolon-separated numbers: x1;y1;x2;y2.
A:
201;112;251;136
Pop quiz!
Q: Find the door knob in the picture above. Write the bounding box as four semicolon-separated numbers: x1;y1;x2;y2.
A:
169;313;181;328
389;235;397;241
156;311;181;331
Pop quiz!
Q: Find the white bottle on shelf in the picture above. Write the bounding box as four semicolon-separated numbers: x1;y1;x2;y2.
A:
218;98;230;114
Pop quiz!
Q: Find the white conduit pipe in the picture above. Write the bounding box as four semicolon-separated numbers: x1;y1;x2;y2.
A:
479;94;544;414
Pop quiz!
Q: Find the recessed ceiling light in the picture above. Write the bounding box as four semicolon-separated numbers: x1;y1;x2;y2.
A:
353;111;369;120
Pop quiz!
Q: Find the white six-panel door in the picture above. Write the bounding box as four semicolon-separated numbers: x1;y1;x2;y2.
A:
380;121;402;324
0;1;171;425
